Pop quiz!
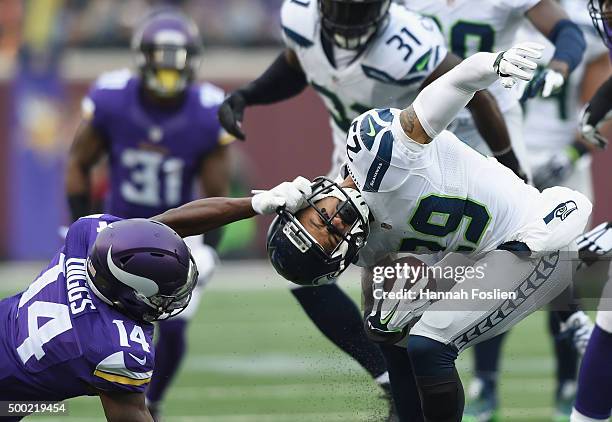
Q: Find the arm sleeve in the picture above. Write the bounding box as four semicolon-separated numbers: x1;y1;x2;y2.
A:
585;76;612;128
239;52;308;105
412;52;499;138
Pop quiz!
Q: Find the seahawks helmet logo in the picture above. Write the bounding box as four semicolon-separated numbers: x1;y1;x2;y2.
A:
543;201;578;225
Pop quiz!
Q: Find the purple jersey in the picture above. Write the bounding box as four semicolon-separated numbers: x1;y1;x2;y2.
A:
0;215;155;401
84;69;227;218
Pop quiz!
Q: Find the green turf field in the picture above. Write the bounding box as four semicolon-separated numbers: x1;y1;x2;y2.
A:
1;262;567;422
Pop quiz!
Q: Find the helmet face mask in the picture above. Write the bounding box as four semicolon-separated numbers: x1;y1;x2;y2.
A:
589;0;612;47
267;177;370;286
319;0;391;50
132;10;202;98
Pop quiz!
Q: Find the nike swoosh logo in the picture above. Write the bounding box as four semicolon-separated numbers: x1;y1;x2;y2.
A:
380;301;400;326
106;246;159;297
367;117;376;137
129;352;147;366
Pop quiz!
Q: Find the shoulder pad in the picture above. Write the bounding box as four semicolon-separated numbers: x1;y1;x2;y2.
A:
85;317;155;393
199;82;225;108
93;351;154;388
280;0;318;48
94;69;133;91
361;5;447;86
346;108;410;193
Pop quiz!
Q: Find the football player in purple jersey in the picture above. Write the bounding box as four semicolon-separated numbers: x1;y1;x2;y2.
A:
0;178;312;421
64;9;235;419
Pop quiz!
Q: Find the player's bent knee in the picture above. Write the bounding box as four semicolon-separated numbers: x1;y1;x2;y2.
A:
407;335;457;377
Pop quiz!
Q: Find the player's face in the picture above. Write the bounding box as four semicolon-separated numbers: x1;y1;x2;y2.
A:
296;196;351;253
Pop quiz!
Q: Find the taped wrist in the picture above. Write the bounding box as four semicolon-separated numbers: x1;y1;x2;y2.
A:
549;19;586;74
68;193;90;222
239;52;308;105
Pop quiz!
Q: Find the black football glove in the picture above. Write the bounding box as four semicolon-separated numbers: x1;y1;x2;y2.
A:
218;91;247;141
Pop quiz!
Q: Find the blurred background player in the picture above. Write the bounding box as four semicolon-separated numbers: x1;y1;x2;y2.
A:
64;9;234;420
218;1;530;419
406;1;587;420
518;2;610;419
571;1;612;420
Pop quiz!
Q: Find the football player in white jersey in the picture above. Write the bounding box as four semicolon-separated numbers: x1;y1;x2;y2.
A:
264;42;592;422
405;2;588;419
408;0;586;181
218;2;529;418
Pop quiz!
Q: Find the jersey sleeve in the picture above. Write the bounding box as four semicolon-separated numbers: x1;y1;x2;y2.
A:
345;108;422;193
361;6;448;87
280;0;318;50
82;317;155;394
82;69;132;135
501;0;541;15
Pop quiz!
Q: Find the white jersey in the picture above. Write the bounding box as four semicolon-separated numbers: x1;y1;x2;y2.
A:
410;0;540;114
280;0;447;170
345;108;542;267
517;0;608;151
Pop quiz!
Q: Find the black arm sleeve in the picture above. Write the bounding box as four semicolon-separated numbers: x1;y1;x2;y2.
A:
238;52;308;105
586;76;612;127
68;193;90;222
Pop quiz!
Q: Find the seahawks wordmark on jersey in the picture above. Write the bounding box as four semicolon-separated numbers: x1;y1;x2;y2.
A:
281;0;447;170
0;215;154;400
84;70;228;218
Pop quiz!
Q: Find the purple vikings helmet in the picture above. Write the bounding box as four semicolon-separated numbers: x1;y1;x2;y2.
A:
86;219;198;322
131;9;202;98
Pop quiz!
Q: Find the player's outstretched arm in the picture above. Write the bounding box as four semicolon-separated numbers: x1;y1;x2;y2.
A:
65;121;107;221
153;177;312;238
399;44;542;144
99;391;152;422
421;53;526;180
218;49;307;140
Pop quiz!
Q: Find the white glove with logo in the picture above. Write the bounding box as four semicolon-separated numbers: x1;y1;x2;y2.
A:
251;176;312;215
493;42;543;89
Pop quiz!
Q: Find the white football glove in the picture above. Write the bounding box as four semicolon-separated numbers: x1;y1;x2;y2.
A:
520;68;566;102
251;176;312;215
367;272;431;335
494;42;543;89
576;221;612;257
559;311;593;356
